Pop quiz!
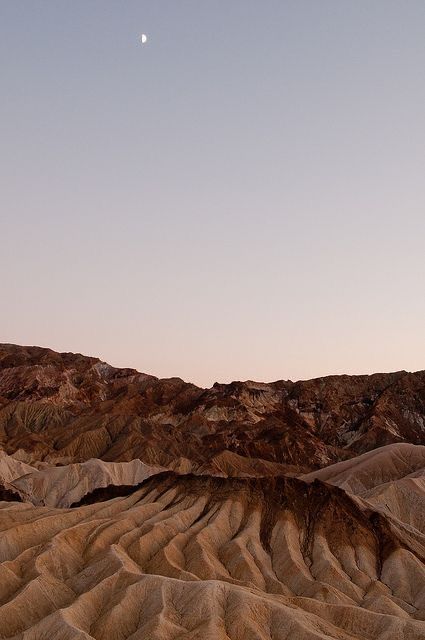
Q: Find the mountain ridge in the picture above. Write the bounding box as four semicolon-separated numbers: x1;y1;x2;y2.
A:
0;344;425;638
1;343;425;471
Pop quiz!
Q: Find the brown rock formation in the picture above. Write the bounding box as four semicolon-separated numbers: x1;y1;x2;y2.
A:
0;465;424;639
0;344;424;638
1;343;425;471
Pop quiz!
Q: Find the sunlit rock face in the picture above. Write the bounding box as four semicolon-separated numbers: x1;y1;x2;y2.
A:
0;344;424;639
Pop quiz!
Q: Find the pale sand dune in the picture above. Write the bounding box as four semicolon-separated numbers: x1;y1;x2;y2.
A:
0;472;424;639
301;443;425;493
2;457;165;508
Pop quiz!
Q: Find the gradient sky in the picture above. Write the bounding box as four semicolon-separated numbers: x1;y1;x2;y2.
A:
2;1;425;387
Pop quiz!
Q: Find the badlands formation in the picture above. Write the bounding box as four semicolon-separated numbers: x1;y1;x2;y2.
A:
0;344;424;639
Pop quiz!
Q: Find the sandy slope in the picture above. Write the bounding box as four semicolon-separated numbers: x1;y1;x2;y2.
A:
0;451;296;509
0;451;36;486
0;466;424;639
301;443;425;532
6;458;165;508
301;443;425;493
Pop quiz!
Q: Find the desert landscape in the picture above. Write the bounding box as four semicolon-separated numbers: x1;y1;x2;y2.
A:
4;1;425;637
0;343;424;639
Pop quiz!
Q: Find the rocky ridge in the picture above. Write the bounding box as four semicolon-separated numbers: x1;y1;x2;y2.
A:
1;343;425;471
0;344;424;639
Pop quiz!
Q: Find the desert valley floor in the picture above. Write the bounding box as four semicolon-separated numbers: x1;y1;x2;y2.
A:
0;344;424;639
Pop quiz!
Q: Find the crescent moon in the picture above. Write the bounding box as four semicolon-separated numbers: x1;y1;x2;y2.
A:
141;34;147;44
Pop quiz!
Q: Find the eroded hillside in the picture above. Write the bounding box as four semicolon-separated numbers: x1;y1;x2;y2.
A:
0;344;424;639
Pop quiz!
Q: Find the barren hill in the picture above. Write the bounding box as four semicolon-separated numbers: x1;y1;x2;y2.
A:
1;343;425;471
1;464;424;639
0;344;424;639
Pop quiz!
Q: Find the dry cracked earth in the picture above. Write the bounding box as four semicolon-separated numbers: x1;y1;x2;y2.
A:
0;343;424;639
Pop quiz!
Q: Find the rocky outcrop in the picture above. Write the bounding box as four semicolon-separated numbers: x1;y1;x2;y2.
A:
1;344;425;471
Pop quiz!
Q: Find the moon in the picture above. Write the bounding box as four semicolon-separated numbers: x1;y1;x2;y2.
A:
141;34;147;44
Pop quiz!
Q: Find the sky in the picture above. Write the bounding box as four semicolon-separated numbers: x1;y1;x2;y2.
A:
1;1;425;387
